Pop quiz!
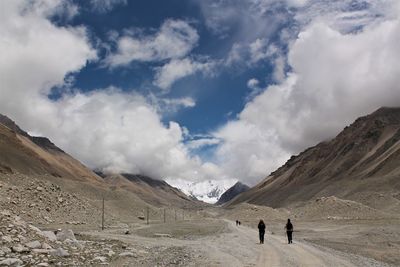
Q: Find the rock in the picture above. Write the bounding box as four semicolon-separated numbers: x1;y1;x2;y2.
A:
56;229;76;242
41;231;57;242
25;240;41;249
94;256;107;263
41;243;52;249
0;211;11;217
0;258;23;266
36;186;43;191
50;248;69;257
11;244;29;253
107;250;115;257
154;233;172;238
32;249;52;254
37;263;49;267
1;236;12;243
28;225;42;235
118;252;135;257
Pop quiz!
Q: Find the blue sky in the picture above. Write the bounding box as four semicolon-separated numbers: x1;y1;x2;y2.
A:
56;0;279;134
1;0;400;185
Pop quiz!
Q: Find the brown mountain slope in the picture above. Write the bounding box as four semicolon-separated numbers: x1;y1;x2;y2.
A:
229;107;400;209
0;117;103;183
102;173;194;208
0;114;200;222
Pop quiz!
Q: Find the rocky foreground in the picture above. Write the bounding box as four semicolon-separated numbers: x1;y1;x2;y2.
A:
0;209;139;266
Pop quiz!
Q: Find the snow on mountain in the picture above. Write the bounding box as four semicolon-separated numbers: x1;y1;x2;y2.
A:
166;179;237;204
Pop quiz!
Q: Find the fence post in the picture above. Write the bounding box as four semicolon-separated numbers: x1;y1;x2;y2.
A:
146;207;149;225
101;197;105;231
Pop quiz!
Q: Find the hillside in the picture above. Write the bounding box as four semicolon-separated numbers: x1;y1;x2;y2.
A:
216;182;249;205
0;115;102;183
229;107;400;210
102;173;193;207
0;114;200;226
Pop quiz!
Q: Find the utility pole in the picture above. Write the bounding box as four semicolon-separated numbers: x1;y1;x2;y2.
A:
101;197;105;231
146;207;149;225
163;208;166;223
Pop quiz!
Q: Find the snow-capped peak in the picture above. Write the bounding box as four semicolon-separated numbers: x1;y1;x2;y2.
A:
166;179;237;204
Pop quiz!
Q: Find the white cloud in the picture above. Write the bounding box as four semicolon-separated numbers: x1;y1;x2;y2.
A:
90;0;127;13
247;78;259;89
187;138;221;150
154;58;216;90
214;2;400;184
105;20;199;67
0;0;219;182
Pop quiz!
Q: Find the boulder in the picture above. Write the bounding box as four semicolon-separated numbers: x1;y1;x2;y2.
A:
25;240;41;249
56;229;76;242
11;245;29;253
50;248;69;257
41;231;57;242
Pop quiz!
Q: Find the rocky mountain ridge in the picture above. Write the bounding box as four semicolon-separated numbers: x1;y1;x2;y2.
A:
229;107;400;210
216;182;249;205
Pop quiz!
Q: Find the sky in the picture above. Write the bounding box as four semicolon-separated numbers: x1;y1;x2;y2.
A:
1;0;400;186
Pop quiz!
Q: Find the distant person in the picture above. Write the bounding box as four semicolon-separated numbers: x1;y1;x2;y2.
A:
236;220;239;226
285;219;293;244
258;220;266;244
238;221;241;226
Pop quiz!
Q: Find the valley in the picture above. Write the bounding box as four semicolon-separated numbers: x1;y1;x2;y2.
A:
1;108;400;266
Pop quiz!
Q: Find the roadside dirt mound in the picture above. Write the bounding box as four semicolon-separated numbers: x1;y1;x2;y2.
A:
293;196;392;220
346;192;400;214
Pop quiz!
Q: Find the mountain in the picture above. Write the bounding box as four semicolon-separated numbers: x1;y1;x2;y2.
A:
216;182;250;205
101;173;193;207
167;179;237;204
0;114;201;224
0;114;102;182
229;107;400;210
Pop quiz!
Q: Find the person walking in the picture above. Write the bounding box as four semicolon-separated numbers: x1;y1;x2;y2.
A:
285;219;294;244
258;220;266;244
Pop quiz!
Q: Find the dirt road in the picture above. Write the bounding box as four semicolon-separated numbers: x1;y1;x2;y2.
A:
86;220;395;267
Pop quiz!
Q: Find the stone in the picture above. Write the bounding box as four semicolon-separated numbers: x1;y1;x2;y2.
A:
0;211;11;217
56;229;75;242
41;231;57;242
118;252;135;257
32;249;52;254
37;263;49;267
94;256;107;263
25;241;41;249
0;258;23;266
107;250;115;257
36;186;43;191
1;236;12;243
50;248;69;257
154;233;172;238
11;245;29;253
41;243;52;250
28;225;42;235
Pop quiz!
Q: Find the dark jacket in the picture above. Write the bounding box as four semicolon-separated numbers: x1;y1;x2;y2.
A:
258;222;266;232
286;222;293;232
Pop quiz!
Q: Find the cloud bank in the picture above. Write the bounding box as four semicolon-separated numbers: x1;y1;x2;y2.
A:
2;0;400;187
0;0;219;181
214;1;400;184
